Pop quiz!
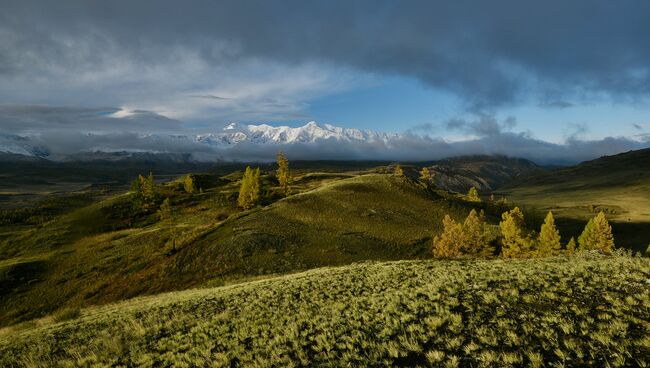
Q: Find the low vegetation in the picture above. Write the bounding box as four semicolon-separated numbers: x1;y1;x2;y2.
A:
1;256;648;367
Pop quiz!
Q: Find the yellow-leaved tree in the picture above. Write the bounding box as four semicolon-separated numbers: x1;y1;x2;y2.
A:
276;151;292;196
499;207;529;258
432;215;463;258
183;174;197;194
238;166;261;210
467;187;481;202
462;209;493;256
419;167;431;186
578;211;614;253
536;211;561;256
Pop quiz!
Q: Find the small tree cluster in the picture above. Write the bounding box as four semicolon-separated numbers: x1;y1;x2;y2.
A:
432;209;492;258
238;166;261;210
276;151;292;197
578;211;615;253
419;167;435;188
131;172;158;210
466;187;481;202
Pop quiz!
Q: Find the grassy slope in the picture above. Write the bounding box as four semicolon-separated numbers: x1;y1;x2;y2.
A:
501;148;650;251
0;173;481;326
1;256;648;367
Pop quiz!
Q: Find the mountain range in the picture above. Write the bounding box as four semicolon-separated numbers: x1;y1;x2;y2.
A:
0;122;398;160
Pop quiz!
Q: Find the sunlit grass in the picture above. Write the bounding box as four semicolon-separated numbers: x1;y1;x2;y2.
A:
1;255;648;367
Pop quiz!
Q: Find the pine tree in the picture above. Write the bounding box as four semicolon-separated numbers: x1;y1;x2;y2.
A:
566;237;577;255
276;151;292;196
578;211;615;253
394;164;404;176
183;174;196;194
467;187;481;202
419;167;431;185
462;209;492;256
432;215;463;258
537;211;561;256
238;166;261;210
500;207;528;258
158;198;177;251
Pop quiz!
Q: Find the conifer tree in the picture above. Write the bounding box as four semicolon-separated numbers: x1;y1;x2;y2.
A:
276;151;292;196
238;166;261;210
499;207;528;258
462;209;492;256
419;167;431;185
432;215;463;258
467;187;481;202
158;198;177;251
566;237;577;255
131;173;158;210
183;174;196;194
394;164;404;176
537;211;561;256
578;211;615;253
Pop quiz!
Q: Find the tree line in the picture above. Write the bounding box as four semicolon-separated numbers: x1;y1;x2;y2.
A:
433;206;615;259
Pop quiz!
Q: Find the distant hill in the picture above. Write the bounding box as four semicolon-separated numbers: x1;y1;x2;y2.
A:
502;148;650;250
420;155;545;193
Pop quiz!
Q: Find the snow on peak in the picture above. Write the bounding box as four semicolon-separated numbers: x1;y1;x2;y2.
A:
195;121;394;146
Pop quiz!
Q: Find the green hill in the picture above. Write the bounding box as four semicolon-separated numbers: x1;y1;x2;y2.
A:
0;173;484;326
501;148;650;251
1;256;648;367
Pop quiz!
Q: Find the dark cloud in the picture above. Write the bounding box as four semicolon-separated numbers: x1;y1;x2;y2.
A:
445;115;516;137
540;101;574;109
633;123;644;130
1;0;650;112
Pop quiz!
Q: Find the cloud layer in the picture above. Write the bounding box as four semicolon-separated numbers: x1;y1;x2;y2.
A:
1;105;647;165
2;0;650;118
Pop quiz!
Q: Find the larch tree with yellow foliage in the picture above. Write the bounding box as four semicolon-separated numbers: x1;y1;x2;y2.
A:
238;166;261;210
578;211;615;253
537;211;561;256
276;151;292;197
432;215;463;258
499;207;529;258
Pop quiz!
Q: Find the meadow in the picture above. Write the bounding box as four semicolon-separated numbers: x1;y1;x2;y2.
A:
1;254;648;367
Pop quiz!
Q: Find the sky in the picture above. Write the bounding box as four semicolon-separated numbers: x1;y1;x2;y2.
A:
1;0;650;162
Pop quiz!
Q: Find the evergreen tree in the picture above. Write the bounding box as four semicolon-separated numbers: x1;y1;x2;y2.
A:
467;187;481;202
183;174;197;194
158;198;177;251
462;209;492;256
566;237;577;255
238;166;261;210
276;151;292;196
499;207;528;258
432;215;463;258
131;173;158;210
394;164;404;176
537;211;561;256
419;167;431;185
578;211;615;253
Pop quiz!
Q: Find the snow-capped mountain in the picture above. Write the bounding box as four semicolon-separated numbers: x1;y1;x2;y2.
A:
0;122;399;160
197;121;396;146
